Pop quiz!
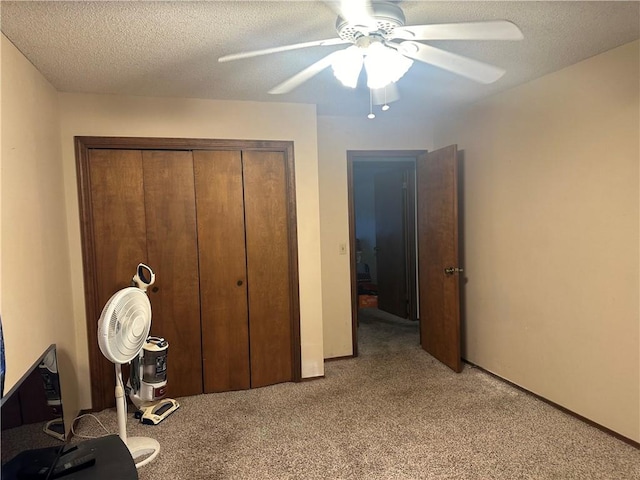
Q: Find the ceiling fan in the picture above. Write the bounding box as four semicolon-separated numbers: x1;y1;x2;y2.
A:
218;1;523;105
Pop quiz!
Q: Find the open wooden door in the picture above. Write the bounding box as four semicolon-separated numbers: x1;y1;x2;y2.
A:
417;145;462;372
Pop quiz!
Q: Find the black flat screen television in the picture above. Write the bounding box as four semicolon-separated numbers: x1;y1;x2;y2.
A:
1;343;66;478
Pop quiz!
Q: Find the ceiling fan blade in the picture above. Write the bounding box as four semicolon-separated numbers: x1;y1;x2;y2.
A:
397;41;506;84
326;0;377;31
393;20;523;41
218;38;348;63
269;51;341;94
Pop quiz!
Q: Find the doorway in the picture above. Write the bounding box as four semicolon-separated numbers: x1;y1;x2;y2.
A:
347;150;424;356
347;146;463;372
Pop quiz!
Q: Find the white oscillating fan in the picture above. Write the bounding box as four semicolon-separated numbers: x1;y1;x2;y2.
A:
97;266;160;468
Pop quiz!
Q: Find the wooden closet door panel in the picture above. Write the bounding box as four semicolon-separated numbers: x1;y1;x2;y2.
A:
89;150;148;310
88;149;147;408
142;150;203;397
242;151;293;388
193;150;251;392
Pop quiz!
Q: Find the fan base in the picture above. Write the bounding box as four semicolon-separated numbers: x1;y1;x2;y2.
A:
336;1;406;42
127;436;160;468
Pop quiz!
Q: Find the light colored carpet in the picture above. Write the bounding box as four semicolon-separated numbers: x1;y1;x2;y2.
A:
75;308;639;479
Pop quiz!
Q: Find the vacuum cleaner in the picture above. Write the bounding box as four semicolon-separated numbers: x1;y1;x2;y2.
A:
126;264;180;425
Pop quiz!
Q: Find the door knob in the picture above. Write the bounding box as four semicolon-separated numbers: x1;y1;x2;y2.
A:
237;280;243;286
444;267;464;275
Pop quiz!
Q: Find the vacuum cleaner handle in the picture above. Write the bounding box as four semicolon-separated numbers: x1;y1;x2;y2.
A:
132;263;156;292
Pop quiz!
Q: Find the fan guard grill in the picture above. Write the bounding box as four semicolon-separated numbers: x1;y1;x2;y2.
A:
98;287;152;364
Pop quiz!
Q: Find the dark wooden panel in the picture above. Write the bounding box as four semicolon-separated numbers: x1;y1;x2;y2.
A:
89;150;148;297
88;149;147;408
374;168;408;318
417;145;461;372
242;151;293;388
142;150;203;397
194;150;251;392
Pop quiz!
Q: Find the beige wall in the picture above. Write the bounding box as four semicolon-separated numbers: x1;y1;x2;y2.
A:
434;40;640;441
317;114;434;358
1;35;79;427
58;94;324;408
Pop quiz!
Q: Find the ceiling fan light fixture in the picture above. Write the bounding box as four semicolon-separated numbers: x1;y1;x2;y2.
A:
331;46;363;88
364;42;413;89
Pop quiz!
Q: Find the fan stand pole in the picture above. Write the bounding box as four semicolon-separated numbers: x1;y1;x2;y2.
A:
114;364;161;468
115;364;128;443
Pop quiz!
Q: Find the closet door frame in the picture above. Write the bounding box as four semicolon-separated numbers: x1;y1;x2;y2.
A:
75;136;302;411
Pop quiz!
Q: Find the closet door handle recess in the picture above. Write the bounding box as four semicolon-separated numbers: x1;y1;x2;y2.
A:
237;280;243;286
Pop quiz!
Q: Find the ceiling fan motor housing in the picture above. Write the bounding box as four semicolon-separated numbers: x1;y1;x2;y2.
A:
336;1;406;42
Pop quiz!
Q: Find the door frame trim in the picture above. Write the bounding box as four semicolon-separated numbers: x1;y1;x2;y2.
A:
76;136;302;411
346;150;426;356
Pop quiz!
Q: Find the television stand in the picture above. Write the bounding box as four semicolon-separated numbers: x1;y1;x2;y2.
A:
2;435;137;480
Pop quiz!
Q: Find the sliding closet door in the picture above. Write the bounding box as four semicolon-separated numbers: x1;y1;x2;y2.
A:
242;151;293;387
88;149;148;408
194;150;251;393
142;151;203;397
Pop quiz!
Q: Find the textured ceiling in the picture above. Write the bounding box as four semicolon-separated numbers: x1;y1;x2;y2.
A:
1;1;638;119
